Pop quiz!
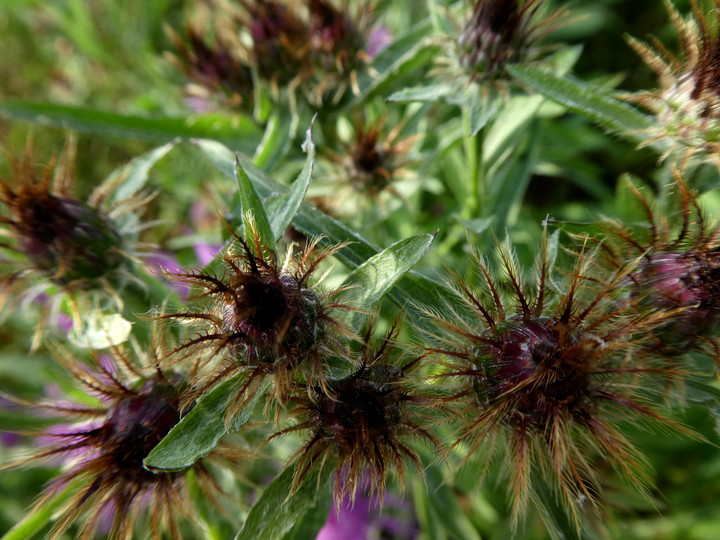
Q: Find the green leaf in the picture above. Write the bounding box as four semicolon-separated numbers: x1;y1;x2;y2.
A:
253;111;293;171
108;141;176;202
267;120;315;242
281;488;332;540
453;215;495;235
467;87;500;136
235;155;277;254
193;139;456;335
345;19;438;109
0;101;261;155
341;233;436;329
235;459;333;540
387;83;455;103
506;66;662;150
412;463;481;540
144;375;261;472
1;478;83;540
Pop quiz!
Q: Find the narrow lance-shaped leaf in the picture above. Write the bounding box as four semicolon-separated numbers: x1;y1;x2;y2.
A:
144;375;265;472
253;110;293;171
0;101;261;154
341;233;436;330
267;119;316;242
108;140;177;202
506;65;665;152
193;139;458;335
235;154;277;255
235;458;333;540
1;478;84;540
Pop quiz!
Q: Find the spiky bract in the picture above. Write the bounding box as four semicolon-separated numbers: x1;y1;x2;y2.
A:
626;0;720;169
429;235;683;527
4;346;239;540
160;228;353;416
274;320;438;507
597;175;720;366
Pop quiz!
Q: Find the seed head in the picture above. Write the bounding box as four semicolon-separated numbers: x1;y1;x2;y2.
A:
0;141;150;347
273;319;439;506
0;144;124;287
167;0;375;111
320;114;419;214
428;234;685;527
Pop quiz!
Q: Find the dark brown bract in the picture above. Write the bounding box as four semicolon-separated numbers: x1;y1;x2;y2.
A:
5;347;238;540
429;234;685;527
274;321;438;506
160;227;353;417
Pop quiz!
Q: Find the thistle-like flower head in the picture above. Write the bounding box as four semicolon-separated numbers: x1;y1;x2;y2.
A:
429;234;684;527
0;141;150;346
167;0;375;111
3;346;239;539
626;0;720;168
319;114;419;214
0;144;124;288
160;226;353;415
274;319;439;506
458;0;544;81
597;175;720;364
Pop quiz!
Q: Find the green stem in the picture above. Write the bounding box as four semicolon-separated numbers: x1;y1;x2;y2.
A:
463;109;486;219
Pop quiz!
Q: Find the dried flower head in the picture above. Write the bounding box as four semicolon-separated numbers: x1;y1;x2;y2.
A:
626;0;720;169
273;319;439;507
3;345;241;540
0;141;150;345
428;234;685;527
159;226;354;417
596;175;720;367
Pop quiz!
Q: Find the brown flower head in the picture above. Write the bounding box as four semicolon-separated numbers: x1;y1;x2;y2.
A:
159;226;354;417
167;0;375;112
626;0;720;168
319;114;419;214
428;234;685;527
596;175;720;367
0;140;151;345
2;345;242;540
456;0;562;83
272;319;439;506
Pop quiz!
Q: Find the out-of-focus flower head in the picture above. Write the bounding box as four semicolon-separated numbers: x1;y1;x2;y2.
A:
433;0;566;98
158;223;355;419
594;173;720;371
427;233;688;529
273;319;439;508
1;343;244;539
317;113;420;217
626;0;720;169
0;139;151;347
167;0;377;113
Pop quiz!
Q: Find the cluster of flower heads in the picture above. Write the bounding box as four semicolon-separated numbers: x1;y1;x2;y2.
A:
167;0;376;112
6;2;720;538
